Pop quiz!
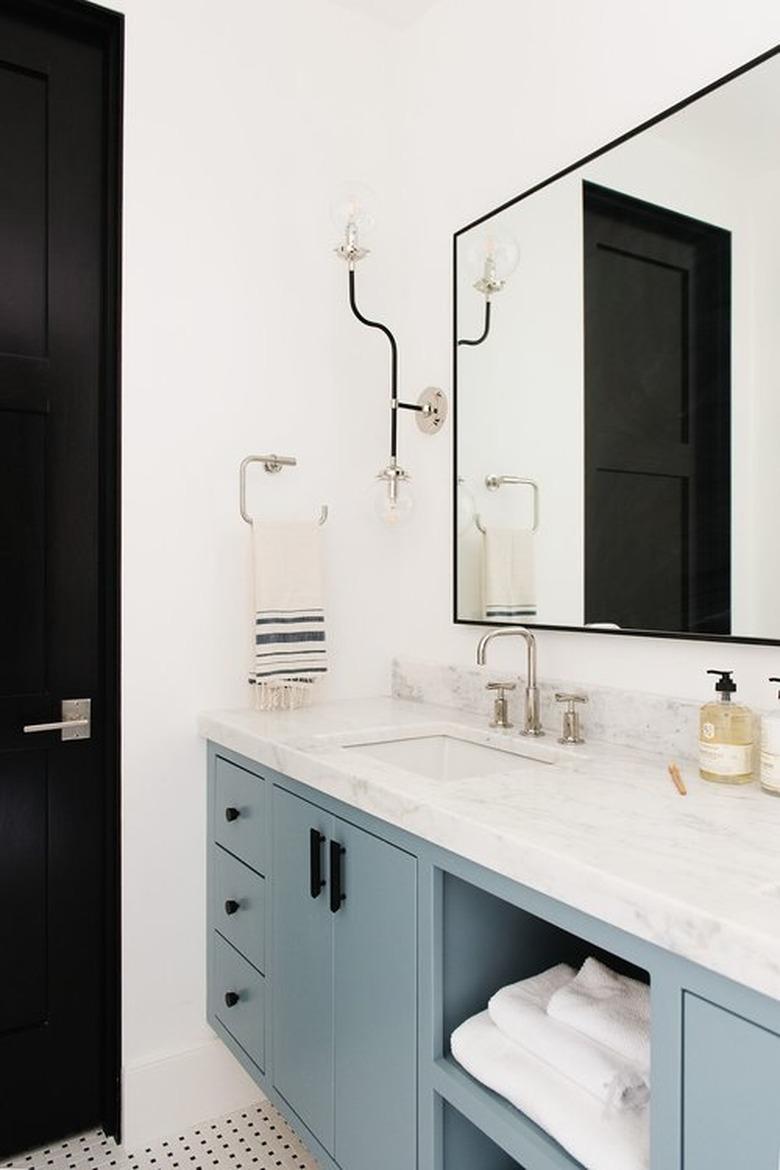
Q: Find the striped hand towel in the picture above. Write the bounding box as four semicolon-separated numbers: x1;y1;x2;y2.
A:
482;526;537;620
250;521;327;710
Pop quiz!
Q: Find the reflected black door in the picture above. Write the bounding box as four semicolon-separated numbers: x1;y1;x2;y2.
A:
583;181;731;634
0;3;120;1156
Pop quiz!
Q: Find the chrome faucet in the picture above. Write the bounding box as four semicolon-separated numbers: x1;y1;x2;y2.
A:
476;628;543;736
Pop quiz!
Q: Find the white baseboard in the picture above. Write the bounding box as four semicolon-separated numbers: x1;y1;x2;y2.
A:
122;1035;262;1150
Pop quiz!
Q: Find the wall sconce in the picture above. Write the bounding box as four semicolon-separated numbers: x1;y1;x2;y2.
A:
332;183;447;526
458;229;519;347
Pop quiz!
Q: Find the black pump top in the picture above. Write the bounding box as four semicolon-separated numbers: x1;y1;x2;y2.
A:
770;677;780;700
707;669;737;697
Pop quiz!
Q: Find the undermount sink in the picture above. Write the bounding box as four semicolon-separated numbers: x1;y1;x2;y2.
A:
342;733;552;782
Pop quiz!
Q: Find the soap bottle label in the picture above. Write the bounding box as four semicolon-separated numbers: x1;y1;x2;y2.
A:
698;741;752;776
760;750;780;792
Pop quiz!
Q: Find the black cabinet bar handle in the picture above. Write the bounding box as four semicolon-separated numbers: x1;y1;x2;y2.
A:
224;899;240;916
310;829;326;898
224;991;239;1008
329;840;346;913
225;806;240;822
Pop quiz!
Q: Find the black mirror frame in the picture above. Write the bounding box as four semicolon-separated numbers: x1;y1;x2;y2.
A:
453;41;780;647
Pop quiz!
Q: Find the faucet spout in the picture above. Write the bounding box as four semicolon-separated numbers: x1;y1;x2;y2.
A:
475;627;543;736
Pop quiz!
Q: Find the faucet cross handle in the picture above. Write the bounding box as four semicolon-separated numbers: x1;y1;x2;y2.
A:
486;681;516;730
555;692;588;745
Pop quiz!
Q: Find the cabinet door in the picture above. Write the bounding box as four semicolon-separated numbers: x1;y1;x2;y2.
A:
333;819;417;1170
272;788;334;1151
684;994;780;1169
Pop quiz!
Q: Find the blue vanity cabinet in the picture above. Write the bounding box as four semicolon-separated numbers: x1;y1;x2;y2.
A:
272;786;417;1170
683;994;780;1169
333;817;417;1170
213;933;266;1071
271;788;336;1150
214;754;267;874
208;754;268;1077
207;741;780;1170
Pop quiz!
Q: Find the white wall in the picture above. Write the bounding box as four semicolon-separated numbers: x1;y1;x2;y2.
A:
115;0;407;1144
113;0;780;1148
393;0;780;711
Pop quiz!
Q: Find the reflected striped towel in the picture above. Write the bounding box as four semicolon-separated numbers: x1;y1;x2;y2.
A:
250;522;327;710
482;526;537;619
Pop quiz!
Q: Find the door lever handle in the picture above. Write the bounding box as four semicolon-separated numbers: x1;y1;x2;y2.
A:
24;720;89;733
24;699;91;741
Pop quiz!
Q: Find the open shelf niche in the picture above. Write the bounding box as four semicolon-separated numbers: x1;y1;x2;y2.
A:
435;871;651;1170
442;1099;525;1170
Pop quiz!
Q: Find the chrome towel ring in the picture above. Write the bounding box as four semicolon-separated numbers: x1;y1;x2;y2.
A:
239;454;328;526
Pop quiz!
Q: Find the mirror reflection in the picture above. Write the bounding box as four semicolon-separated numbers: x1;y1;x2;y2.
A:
455;50;780;641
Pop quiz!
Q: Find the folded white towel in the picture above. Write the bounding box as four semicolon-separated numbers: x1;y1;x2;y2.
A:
495;962;576;1007
482;526;536;619
547;958;651;1077
489;964;650;1111
451;1012;649;1170
250;522;327;709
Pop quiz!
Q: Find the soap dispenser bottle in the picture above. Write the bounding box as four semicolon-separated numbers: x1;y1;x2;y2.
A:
699;670;754;785
760;678;780;796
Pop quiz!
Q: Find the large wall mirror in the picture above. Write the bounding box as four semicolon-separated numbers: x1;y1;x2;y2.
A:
454;45;780;644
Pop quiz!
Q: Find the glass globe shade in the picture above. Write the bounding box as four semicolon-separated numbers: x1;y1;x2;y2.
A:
463;227;520;286
330;181;377;239
374;469;413;528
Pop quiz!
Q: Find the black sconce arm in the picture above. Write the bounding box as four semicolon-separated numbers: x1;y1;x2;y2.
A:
348;266;427;460
348;267;400;459
457;298;492;347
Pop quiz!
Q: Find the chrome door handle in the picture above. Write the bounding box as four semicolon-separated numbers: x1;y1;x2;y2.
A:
24;699;91;741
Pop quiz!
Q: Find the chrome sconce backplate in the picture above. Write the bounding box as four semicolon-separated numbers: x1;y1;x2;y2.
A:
416;387;448;435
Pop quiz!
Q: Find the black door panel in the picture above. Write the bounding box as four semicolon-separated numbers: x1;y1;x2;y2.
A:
0;2;121;1155
584;181;731;635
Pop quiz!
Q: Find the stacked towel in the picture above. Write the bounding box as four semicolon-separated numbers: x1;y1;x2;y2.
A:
250;522;327;710
488;964;650;1110
482;527;537;619
547;957;651;1077
451;1012;649;1170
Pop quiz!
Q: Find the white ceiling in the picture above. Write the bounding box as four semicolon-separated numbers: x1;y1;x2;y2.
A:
328;0;441;28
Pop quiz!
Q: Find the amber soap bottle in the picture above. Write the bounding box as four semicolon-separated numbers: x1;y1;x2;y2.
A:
698;670;754;785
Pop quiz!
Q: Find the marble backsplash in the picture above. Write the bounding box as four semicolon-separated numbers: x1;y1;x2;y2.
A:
391;657;705;760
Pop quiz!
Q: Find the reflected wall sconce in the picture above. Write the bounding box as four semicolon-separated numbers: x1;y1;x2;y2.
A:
458;229;519;347
332;183;448;526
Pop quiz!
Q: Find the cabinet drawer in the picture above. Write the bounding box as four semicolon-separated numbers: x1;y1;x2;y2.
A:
214;845;266;973
214;933;265;1072
683;993;780;1169
214;756;266;874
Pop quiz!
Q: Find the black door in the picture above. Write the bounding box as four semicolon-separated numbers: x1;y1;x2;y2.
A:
583;181;731;634
0;1;121;1156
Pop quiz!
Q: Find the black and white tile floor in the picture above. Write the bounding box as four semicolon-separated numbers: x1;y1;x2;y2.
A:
3;1102;317;1170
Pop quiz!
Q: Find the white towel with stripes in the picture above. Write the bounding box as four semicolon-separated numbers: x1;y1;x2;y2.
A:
482;526;537;619
250;522;327;710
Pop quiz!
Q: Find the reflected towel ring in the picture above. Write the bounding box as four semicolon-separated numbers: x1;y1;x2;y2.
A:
475;474;539;534
240;454;328;526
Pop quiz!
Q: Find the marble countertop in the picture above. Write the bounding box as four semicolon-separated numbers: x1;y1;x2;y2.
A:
198;697;780;1001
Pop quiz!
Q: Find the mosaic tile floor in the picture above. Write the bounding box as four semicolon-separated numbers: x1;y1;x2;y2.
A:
4;1102;317;1170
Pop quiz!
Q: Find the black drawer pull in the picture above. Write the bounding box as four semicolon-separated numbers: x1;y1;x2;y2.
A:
225;806;240;822
330;840;346;913
224;991;240;1008
224;899;240;916
310;829;326;899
